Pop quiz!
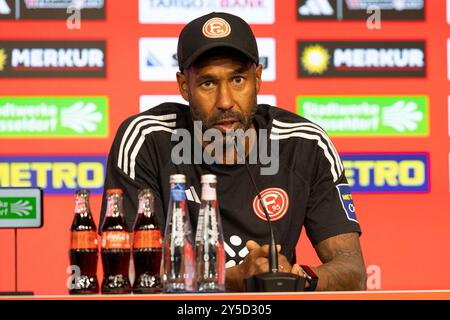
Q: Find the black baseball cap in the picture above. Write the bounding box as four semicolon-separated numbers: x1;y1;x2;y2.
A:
177;12;259;71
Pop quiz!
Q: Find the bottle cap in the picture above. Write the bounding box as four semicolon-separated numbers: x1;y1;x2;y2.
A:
170;174;186;183
75;189;90;196
201;174;217;184
138;188;153;197
106;188;123;195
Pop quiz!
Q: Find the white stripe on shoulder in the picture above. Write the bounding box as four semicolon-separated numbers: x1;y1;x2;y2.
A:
270;131;339;182
117;114;176;170
129;125;174;180
121;120;176;174
272;119;344;174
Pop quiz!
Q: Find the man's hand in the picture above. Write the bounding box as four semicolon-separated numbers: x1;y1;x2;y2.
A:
291;232;367;291
225;240;292;292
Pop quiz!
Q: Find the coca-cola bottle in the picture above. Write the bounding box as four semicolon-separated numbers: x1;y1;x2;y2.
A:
162;174;196;293
195;174;225;292
132;189;163;293
69;189;99;294
100;188;131;294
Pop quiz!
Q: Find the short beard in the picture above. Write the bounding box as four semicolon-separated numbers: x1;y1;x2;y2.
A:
189;93;258;133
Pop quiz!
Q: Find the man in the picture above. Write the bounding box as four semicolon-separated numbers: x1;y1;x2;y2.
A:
101;12;366;292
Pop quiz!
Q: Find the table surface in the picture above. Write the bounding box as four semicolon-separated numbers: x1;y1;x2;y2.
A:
2;290;450;300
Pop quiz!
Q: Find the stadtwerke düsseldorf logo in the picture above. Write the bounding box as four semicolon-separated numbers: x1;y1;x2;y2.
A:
298;41;426;78
297;96;429;137
0;41;106;78
0;96;108;137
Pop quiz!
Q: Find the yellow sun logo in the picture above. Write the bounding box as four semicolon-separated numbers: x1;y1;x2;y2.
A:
0;49;7;72
301;45;330;75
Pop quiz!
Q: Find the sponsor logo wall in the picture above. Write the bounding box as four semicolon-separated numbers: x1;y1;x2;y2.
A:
0;0;448;295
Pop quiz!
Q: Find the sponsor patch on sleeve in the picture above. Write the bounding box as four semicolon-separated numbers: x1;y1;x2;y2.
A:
336;184;358;223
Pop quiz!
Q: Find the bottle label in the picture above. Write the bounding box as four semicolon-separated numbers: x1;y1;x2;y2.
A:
201;184;216;201
171;184;186;201
133;230;162;249
71;231;98;249
101;231;131;249
75;197;87;214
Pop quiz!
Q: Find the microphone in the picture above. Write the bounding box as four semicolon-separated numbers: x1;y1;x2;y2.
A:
232;134;307;292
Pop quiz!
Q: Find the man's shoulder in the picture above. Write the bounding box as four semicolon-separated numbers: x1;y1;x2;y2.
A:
116;102;189;137
257;103;320;129
259;104;333;151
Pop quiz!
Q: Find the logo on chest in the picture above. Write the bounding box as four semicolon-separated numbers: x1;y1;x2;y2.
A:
252;188;289;222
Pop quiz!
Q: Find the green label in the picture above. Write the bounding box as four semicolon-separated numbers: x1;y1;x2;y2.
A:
0;197;36;219
297;96;429;136
0;97;108;137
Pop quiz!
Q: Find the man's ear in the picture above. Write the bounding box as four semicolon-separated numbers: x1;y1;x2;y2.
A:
255;64;263;94
176;71;189;102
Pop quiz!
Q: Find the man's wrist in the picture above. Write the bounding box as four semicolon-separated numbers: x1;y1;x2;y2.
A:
300;265;319;291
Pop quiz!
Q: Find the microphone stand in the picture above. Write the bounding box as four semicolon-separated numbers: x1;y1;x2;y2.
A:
233;135;306;292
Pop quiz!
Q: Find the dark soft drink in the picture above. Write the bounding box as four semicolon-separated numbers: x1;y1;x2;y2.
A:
132;189;163;293
100;189;131;294
69;189;99;295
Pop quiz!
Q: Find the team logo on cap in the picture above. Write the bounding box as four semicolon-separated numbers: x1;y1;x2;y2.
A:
252;188;289;222
202;17;231;38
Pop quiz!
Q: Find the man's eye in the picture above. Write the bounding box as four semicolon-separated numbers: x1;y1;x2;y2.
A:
233;76;244;84
201;81;214;88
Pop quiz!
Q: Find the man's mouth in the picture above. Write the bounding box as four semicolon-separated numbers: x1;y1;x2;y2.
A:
214;118;241;131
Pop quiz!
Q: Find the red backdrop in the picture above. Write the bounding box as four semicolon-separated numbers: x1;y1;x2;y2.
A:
0;0;449;294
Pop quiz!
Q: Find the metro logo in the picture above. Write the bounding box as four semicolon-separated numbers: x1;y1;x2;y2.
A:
298;41;426;78
342;153;429;193
0;156;107;194
297;96;429;136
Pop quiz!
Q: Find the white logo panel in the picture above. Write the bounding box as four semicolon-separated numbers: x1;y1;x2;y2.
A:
139;38;179;81
447;0;450;24
139;37;276;82
256;38;276;81
139;0;275;24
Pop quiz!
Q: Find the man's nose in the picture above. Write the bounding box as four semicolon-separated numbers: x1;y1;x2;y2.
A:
216;83;234;111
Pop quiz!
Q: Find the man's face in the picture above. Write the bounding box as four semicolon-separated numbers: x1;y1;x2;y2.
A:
177;53;263;133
